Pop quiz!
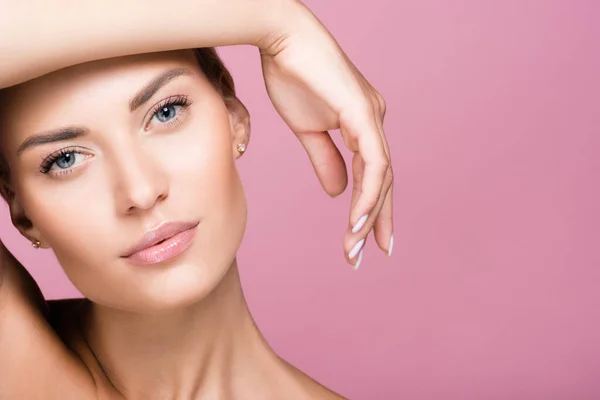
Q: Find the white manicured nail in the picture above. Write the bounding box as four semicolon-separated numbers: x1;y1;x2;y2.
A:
353;248;364;270
388;235;394;257
349;238;365;259
351;214;368;233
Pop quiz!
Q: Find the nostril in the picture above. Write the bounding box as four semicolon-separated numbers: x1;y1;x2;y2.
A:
158;192;168;201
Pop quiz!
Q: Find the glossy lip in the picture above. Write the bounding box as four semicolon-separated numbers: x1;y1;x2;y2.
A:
122;220;199;259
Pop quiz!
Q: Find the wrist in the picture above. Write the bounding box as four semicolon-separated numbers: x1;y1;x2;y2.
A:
255;0;316;53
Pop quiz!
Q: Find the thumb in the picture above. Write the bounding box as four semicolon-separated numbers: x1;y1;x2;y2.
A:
296;130;348;197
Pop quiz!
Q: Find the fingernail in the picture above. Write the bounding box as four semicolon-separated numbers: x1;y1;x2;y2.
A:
388;235;394;257
353;248;364;270
349;238;365;259
352;214;368;233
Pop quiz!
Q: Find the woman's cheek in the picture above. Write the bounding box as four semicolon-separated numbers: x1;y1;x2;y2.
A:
22;186;98;245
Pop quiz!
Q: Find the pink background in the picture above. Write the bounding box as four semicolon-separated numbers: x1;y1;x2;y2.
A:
1;1;599;398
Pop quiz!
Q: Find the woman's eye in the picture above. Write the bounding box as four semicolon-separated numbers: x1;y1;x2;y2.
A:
50;152;86;171
55;152;76;169
40;149;92;176
152;104;182;124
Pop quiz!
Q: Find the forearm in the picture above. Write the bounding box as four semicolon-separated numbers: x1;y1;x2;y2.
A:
0;0;299;88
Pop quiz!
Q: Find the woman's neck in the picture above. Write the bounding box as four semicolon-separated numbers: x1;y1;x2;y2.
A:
78;260;303;399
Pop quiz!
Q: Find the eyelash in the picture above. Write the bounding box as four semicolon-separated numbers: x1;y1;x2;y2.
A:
39;95;193;176
39;146;87;175
145;94;192;130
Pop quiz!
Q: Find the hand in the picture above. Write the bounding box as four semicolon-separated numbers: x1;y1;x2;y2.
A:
258;2;394;268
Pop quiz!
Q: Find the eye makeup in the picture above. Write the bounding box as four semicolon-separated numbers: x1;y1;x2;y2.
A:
37;94;194;178
144;94;193;131
39;146;92;177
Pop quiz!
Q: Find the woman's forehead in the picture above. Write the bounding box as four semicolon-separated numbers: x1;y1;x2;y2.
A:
4;50;199;105
0;50;201;149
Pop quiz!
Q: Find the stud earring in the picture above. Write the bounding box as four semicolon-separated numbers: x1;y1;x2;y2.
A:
237;143;246;153
32;240;41;249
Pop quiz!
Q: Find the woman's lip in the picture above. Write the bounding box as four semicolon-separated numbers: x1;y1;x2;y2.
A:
123;225;197;265
123;220;199;257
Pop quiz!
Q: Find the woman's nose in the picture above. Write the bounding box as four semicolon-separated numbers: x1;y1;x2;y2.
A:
113;145;169;215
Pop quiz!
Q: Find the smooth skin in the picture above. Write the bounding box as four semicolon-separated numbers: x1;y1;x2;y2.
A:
0;0;393;399
1;49;347;399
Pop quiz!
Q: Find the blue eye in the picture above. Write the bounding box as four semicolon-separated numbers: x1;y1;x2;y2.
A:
153;104;181;123
55;152;76;169
40;148;90;175
148;95;192;127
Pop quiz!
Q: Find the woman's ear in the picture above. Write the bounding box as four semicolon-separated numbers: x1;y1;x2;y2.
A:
224;96;250;159
5;186;47;248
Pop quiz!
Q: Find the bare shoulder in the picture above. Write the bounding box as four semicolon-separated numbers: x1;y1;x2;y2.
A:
0;249;97;400
300;381;348;400
284;361;349;400
318;391;348;400
310;384;348;400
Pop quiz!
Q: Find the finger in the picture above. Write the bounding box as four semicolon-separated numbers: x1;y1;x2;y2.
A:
370;91;394;255
344;152;390;265
373;177;394;256
343;152;366;269
296;130;348;197
343;86;393;264
369;88;390;159
340;107;389;227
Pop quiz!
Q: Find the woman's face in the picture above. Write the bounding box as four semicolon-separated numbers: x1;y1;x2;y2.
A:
0;50;249;312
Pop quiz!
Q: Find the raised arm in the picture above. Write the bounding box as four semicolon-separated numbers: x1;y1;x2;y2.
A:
0;0;291;88
1;0;393;267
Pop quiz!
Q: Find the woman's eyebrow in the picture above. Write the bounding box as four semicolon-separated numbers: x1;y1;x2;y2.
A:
17;127;88;155
16;68;194;156
129;67;192;112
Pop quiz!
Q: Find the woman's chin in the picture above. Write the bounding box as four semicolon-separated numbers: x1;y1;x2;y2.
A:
132;262;230;314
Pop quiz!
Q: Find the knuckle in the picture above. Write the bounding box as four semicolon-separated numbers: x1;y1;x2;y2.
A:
375;92;387;116
378;158;390;172
366;193;380;209
360;98;375;115
346;100;375;127
385;166;394;184
341;99;371;121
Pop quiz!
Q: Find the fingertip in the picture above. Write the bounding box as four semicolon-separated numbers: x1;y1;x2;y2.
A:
372;185;394;255
351;214;369;233
325;178;348;198
353;248;364;270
